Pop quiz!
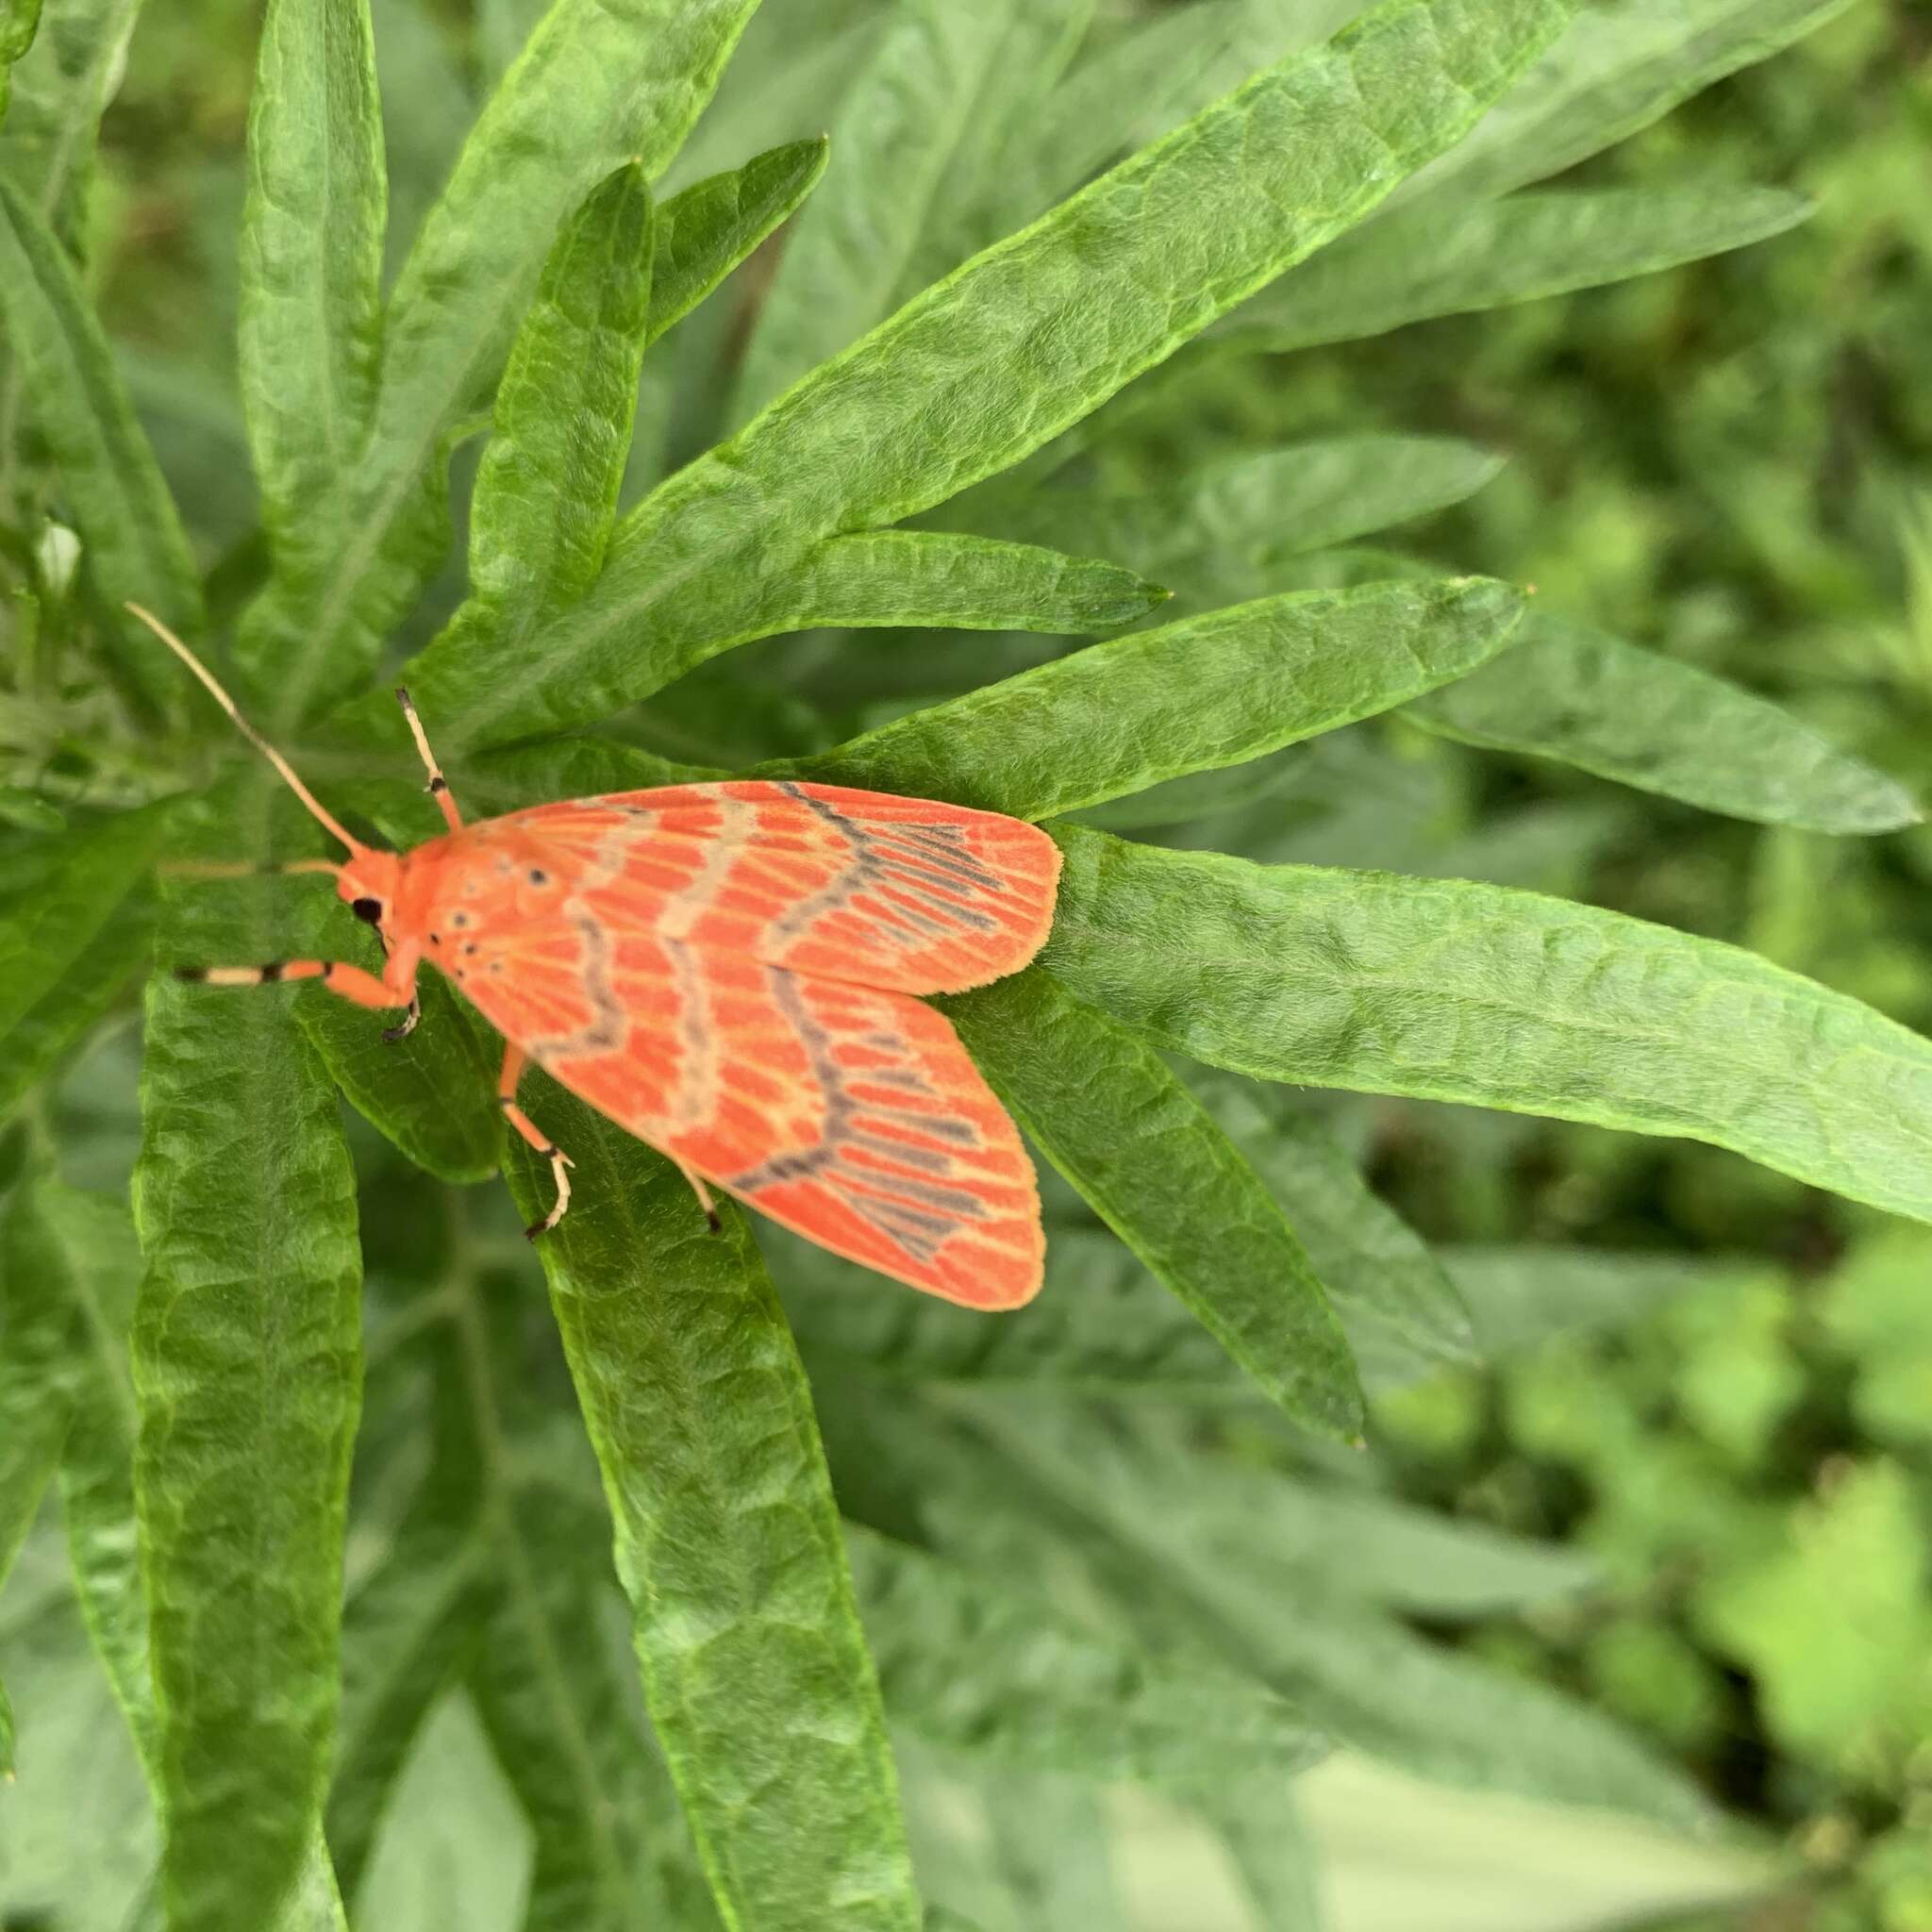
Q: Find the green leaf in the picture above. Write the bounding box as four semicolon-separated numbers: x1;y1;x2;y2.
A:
1396;0;1861;204
891;0;1091;300
0;0;137;249
941;1397;1712;1829
651;136;826;347
1407;610;1921;834
736;0;1061;414
502;1080;922;1932
45;1171;352;1930
467;161;654;627
0;805;168;1125
385;0;1575;747
847;1524;1325;1784
944;968;1364;1439
239;0;761;726
1190;1786;1323;1932
0;1174;87;1612
1696;1458;1932;1781
777;1221;1253;1399
296;960;505;1185
984;439;1505;602
0;175;204;704
1225;183;1813;351
363;533;1166;758
1046;824;1932;1227
235;0;384;609
1443;1243;1764;1354
0;0;42;126
781;577;1523;822
673;531;1168;679
443;1241;706;1932
1177;1067;1474;1389
133;792;363;1932
326;1361;491;1905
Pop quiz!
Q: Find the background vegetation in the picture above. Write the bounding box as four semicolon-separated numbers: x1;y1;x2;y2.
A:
3;0;1931;1927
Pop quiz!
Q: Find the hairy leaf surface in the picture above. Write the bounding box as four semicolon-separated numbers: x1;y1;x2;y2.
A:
235;0;384;613
240;0;760;725
784;577;1522;820
0;805;166;1124
503;1079;922;1932
945;968;1364;1439
847;1524;1326;1783
650;137;827;346
133;789;362;1932
1227;184;1812;350
1046;826;1932;1225
1179;1067;1474;1387
383;0;1574;747
1407;611;1919;833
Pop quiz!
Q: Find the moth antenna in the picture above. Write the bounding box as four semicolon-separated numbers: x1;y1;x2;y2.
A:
161;858;343;880
125;602;367;856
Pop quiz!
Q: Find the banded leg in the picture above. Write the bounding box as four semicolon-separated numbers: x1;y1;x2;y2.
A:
395;686;461;834
175;959;405;1010
672;1157;723;1234
498;1044;574;1240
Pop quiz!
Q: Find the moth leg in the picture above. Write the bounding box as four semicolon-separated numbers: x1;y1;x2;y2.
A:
671;1157;723;1235
175;959;405;1010
381;991;422;1044
497;1044;574;1241
394;686;462;835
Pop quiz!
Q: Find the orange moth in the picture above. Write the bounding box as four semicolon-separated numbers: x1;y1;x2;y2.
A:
130;604;1058;1309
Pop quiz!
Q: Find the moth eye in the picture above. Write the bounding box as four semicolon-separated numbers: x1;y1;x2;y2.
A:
351;896;384;924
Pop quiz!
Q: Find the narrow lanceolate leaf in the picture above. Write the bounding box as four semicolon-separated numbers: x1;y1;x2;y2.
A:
846;1525;1325;1784
1396;0;1860;205
783;577;1524;822
326;1370;491;1905
502;1079;922;1932
296;959;503;1184
0;1174;87;1602
650;137;827;346
0;0;42;126
1224;185;1813;352
737;0;1056;414
241;0;760;726
1179;1067;1474;1387
945;969;1364;1439
988;439;1504;595
236;0;384;603
1045;825;1932;1227
467;161;654;625
0;0;136;245
1444;1244;1765;1353
0;175;203;701
134;793;362;1932
384;0;1575;747
49;1172;351;1930
891;0;1091;299
443;1249;699;1932
777;1222;1252;1399
0;804;169;1124
41;1183;147;1750
942;1398;1712;1830
694;531;1166;663
1407;611;1920;834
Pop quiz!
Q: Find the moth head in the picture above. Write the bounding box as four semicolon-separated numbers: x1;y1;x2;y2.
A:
337;850;404;931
